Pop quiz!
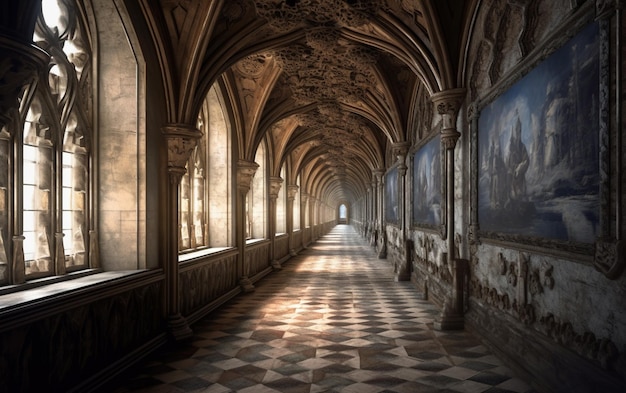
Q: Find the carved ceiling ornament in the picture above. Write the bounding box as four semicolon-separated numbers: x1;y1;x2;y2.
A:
252;0;381;32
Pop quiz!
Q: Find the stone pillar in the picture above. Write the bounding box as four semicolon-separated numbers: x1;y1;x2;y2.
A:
431;88;467;331
309;197;317;239
162;124;201;340
392;141;411;281
300;193;308;249
287;184;298;256
269;176;282;270
237;160;259;292
373;169;384;251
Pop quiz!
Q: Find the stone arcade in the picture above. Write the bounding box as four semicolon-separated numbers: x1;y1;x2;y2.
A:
0;1;624;392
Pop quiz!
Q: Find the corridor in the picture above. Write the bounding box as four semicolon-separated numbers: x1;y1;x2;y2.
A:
106;226;534;393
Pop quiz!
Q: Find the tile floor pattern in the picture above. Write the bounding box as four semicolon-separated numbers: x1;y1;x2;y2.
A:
106;225;535;393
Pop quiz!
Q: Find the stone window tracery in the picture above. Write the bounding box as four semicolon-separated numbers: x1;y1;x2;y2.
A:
0;0;92;286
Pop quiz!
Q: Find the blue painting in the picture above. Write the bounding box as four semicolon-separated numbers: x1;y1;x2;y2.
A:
413;135;441;226
478;22;600;244
385;166;398;223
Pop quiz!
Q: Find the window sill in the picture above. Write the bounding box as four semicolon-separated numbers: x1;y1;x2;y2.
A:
179;247;233;262
0;270;148;313
246;238;266;245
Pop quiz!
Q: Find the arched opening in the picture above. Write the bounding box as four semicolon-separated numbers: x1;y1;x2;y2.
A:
338;203;348;224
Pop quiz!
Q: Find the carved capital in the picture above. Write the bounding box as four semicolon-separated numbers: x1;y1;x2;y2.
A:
301;193;309;205
237;160;259;194
269;176;283;199
0;36;49;129
431;88;466;150
287;184;299;201
162;124;202;182
391;141;410;163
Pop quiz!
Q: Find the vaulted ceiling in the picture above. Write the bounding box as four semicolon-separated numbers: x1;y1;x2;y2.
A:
146;0;475;206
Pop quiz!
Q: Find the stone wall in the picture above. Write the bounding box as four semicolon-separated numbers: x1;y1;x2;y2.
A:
462;0;626;390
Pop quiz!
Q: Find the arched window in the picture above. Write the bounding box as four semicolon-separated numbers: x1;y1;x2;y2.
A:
0;0;93;286
339;204;347;220
247;141;266;240
179;83;232;256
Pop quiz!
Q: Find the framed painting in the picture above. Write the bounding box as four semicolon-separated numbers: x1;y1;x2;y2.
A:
385;166;398;224
412;134;441;228
477;21;601;244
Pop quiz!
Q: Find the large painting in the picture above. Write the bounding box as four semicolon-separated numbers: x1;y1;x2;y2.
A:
385;166;398;223
478;22;600;244
413;135;441;227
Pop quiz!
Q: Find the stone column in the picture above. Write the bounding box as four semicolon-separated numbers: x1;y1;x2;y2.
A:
431;88;467;331
300;193;308;249
162;124;201;340
369;175;376;242
287;184;299;256
372;169;384;251
237;160;259;292
392;142;411;281
309;197;317;239
269;176;282;270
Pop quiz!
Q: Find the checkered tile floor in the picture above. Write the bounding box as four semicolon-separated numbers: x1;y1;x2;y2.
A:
105;225;535;393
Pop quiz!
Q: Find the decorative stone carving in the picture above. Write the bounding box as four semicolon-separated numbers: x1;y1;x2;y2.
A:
543;265;554;290
528;269;543;295
253;0;381;32
287;184;299;201
431;88;466;150
161;124;203;182
507;262;517;287
498;253;507;275
269;176;283;199
237;160;259;194
594;239;625;279
539;313;620;370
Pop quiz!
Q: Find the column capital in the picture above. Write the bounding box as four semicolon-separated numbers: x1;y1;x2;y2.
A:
373;168;384;179
431;88;466;149
237;159;259;194
162;124;202;182
391;141;411;164
269;176;283;200
287;184;299;201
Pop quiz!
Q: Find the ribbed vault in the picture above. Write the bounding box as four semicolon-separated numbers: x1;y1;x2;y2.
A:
150;0;473;210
